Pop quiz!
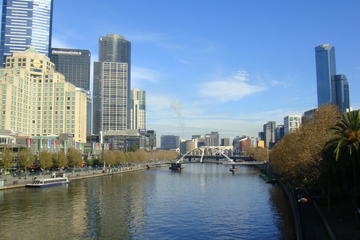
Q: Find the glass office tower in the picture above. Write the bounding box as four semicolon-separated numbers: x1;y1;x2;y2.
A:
0;0;53;64
334;74;350;112
315;44;336;106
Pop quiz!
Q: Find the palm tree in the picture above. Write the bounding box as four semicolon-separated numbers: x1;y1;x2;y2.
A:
324;110;360;210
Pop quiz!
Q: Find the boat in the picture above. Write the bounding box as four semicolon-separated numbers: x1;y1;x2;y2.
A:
169;163;183;171
229;166;237;174
26;173;69;188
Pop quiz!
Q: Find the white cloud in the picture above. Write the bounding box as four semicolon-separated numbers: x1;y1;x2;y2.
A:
51;36;73;48
131;66;161;88
199;70;266;102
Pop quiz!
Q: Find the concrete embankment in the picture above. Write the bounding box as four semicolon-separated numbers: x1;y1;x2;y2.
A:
0;163;169;191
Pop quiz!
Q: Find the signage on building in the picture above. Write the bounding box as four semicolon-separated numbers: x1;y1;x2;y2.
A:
51;50;82;56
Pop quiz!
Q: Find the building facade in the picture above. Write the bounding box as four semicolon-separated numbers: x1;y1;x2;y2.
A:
0;0;53;64
50;48;91;134
334;74;350;113
205;131;219;146
93;34;131;134
315;44;336;106
0;49;88;143
130;89;146;130
221;138;230;146
284;115;302;135
275;125;284;143
93;62;129;133
263;121;276;148
161;135;180;150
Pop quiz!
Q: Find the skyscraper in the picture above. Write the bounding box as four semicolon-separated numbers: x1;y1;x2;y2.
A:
315;44;350;112
334;74;350;112
315;44;336;106
50;48;92;134
263;121;276;148
0;0;53;64
93;62;129;133
93;34;131;134
130;89;146;130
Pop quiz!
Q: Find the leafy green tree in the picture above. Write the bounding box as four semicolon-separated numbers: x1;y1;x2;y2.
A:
39;151;53;169
324;110;360;210
67;148;83;168
0;148;12;170
128;144;138;152
52;150;67;168
18;148;34;172
101;150;115;167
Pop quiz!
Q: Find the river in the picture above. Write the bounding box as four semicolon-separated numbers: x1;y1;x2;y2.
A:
0;164;295;239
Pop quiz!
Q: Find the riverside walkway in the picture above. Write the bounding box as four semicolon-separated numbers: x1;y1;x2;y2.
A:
0;163;167;191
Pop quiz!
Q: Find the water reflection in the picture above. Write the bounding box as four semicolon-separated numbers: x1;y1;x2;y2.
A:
0;164;294;239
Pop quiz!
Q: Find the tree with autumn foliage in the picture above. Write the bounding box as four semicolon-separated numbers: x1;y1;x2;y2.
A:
270;105;340;186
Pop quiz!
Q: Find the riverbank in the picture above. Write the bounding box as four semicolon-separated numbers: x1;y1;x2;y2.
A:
0;162;169;191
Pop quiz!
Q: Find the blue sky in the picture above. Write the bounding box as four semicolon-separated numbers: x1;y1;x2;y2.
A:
51;0;360;140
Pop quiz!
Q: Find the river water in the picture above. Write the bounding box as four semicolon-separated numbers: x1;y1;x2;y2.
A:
0;164;295;240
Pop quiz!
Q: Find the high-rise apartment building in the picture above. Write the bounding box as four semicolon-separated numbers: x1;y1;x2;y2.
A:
161;135;180;150
315;44;336;106
93;34;131;134
334;74;350;113
130;89;146;130
0;49;88;142
263;121;276;148
284;115;302;135
93;62;129;133
0;0;53;64
50;48;91;134
275;125;284;142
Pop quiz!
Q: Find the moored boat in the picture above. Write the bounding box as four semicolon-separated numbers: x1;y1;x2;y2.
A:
169;163;183;171
26;174;69;188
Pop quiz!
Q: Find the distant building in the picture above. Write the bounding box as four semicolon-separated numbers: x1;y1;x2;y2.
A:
303;108;318;123
284;115;302;135
100;129;154;151
161;135;180;150
0;49;88;143
130;89;146;130
205;132;219;146
233;136;250;155
221;138;230;146
180;139;196;155
334;74;350;112
0;0;54;64
263;121;276;148
257;140;265;148
192;135;201;140
143;130;156;150
50;48;91;134
275;125;285;142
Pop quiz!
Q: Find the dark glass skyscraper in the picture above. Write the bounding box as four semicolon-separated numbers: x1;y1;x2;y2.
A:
334;74;350;112
315;44;336;106
50;48;91;90
0;0;53;64
50;48;91;134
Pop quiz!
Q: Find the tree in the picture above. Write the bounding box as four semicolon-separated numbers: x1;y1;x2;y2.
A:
270;105;340;186
324;110;360;209
246;147;268;161
52;150;67;168
128;144;138;152
18;148;34;172
101;150;115;167
0;148;12;170
39;151;53;169
67;148;83;168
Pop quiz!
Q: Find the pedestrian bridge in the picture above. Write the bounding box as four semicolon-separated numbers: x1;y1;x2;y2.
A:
176;146;266;166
